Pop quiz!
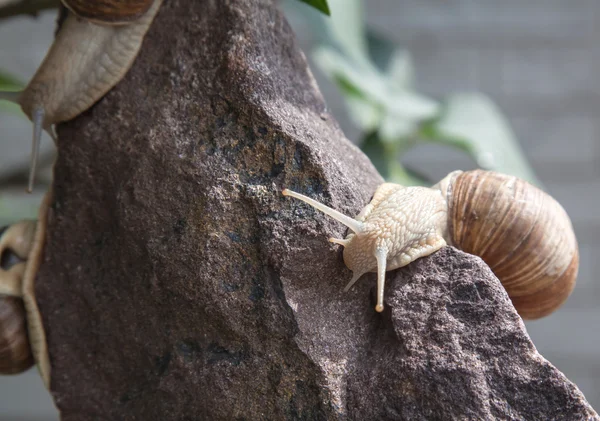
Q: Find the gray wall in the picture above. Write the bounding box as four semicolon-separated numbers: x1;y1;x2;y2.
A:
0;0;598;419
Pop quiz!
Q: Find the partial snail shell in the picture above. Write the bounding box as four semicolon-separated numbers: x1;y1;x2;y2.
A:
0;297;34;375
0;227;34;374
61;0;155;24
445;170;579;319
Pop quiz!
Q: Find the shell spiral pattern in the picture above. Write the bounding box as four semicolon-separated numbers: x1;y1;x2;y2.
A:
447;170;579;319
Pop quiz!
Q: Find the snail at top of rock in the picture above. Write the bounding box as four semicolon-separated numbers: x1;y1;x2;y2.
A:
0;0;163;193
0;0;164;389
283;169;579;319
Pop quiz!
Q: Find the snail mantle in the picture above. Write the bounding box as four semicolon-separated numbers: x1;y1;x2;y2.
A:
17;0;598;419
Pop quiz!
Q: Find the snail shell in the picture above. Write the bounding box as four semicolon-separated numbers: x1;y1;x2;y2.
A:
441;170;578;320
0;226;34;374
0;297;34;375
62;0;155;24
283;169;579;319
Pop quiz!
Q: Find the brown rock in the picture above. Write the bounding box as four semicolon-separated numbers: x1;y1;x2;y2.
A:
349;246;598;420
33;0;598;419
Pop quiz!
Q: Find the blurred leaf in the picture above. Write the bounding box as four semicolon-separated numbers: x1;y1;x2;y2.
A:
313;46;381;94
360;132;427;185
0;70;22;89
0;192;42;225
386;49;415;90
313;46;385;127
313;46;438;135
322;0;368;63
365;28;397;71
344;96;382;132
379;111;416;142
382;90;438;121
431;93;541;186
296;0;330;16
0;69;24;115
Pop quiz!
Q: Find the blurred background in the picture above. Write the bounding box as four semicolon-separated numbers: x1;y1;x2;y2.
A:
1;0;599;419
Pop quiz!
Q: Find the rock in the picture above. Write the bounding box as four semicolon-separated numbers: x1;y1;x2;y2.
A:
32;0;597;420
348;246;598;420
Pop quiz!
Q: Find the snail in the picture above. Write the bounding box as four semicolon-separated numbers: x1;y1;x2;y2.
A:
282;169;579;319
0;0;163;388
0;0;163;193
0;190;52;387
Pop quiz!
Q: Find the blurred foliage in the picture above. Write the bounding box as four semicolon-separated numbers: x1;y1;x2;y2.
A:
283;0;541;187
0;69;24;115
0;191;42;226
297;0;330;15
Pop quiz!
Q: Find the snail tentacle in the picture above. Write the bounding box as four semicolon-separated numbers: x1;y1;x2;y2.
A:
375;247;388;313
10;0;163;193
282;189;364;233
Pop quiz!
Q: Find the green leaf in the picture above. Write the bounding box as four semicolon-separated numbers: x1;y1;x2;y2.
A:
313;46;438;130
296;0;330;16
385;49;415;91
344;96;382;132
360;132;427;185
0;69;24;115
365;28;397;71
431;93;541;186
379;111;416;143
312;46;385;128
312;46;381;95
0;70;23;90
0;192;43;225
321;0;368;63
382;90;439;121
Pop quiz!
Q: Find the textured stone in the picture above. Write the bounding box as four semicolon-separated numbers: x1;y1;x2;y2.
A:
349;247;598;420
31;0;598;420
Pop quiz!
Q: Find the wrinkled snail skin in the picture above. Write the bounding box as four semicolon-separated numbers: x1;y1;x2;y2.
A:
0;190;52;388
1;0;163;193
282;169;579;319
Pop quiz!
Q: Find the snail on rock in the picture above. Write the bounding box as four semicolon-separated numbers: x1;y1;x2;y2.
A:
0;0;163;192
0;191;52;387
283;169;579;320
0;0;162;388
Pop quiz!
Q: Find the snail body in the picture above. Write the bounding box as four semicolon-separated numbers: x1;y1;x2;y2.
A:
0;0;163;192
283;169;578;319
0;192;52;387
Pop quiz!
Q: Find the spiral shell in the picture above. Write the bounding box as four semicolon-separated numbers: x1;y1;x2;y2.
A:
0;296;33;374
62;0;155;24
446;170;579;319
0;226;34;374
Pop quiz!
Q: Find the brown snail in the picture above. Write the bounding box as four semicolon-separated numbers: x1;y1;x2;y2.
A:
0;191;52;387
283;169;579;319
0;0;163;193
0;296;34;374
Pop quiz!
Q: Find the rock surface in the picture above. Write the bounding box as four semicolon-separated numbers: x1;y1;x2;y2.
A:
32;0;598;420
